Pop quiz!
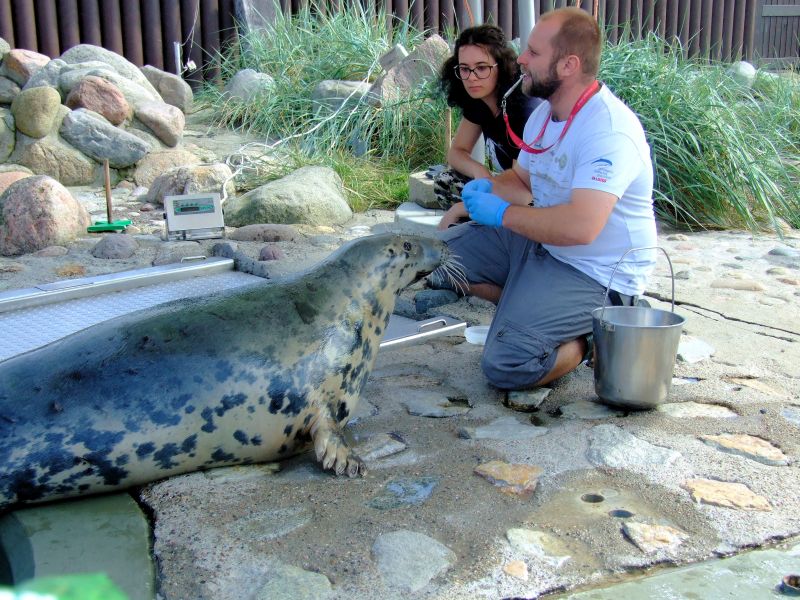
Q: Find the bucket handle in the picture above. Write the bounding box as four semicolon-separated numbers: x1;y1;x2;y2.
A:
600;246;676;322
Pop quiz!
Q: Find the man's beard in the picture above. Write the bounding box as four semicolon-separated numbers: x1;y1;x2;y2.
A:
524;61;561;99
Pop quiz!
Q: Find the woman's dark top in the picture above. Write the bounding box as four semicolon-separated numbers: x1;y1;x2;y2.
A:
461;90;541;171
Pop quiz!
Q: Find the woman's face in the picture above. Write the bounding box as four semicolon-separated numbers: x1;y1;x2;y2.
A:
456;44;499;102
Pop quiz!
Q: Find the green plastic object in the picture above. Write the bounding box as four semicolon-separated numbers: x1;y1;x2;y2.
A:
87;219;132;233
0;573;129;599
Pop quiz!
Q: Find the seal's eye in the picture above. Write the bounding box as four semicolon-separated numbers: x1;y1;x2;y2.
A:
403;242;412;252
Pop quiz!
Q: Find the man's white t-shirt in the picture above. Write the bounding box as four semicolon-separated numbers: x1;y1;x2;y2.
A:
516;85;657;296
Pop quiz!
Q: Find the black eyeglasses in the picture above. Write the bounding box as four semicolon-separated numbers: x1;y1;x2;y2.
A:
454;64;498;80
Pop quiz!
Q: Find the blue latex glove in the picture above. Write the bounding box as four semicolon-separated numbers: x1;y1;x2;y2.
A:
462;179;510;227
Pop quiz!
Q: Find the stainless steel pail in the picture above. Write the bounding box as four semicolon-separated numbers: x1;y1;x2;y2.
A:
592;247;685;410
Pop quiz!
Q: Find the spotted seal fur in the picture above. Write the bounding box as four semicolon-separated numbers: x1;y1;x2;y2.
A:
0;233;458;509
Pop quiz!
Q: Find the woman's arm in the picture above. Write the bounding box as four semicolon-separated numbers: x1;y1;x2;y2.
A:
446;118;492;180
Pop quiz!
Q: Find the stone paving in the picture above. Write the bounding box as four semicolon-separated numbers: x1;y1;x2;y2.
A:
1;220;800;599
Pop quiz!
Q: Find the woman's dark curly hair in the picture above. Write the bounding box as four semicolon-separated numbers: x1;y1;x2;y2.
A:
440;25;521;111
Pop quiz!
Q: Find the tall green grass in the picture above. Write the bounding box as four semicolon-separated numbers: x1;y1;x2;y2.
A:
601;34;800;230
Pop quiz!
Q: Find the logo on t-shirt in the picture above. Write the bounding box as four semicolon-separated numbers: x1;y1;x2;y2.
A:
591;158;612;183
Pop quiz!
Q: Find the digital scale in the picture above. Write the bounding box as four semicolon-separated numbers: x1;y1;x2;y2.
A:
163;193;226;241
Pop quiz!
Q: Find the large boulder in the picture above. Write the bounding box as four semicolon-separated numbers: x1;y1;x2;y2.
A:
66;75;131;125
0;170;31;195
312;80;372;115
0;76;20;104
368;35;449;105
140;65;193;113
147;164;235;205
0;37;9;61
223;166;352;227
10;86;63;138
224;69;274;103
9;132;98;186
60;67;161;110
135;101;184;147
0;175;91;255
0;49;50;86
22;58;67;91
60;45;159;98
133;149;200;187
0;108;13;161
60;108;149;168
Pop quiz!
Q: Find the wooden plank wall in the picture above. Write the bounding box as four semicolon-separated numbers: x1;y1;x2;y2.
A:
0;0;789;89
757;0;800;63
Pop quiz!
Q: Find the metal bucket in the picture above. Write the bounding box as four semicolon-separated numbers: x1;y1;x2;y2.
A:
592;247;685;410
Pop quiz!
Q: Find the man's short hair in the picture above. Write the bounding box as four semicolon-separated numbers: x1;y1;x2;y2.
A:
540;7;602;78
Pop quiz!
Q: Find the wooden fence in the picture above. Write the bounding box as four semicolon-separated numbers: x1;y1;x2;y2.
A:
0;0;794;88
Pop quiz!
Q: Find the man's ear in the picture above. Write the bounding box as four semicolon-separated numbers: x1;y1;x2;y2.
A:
557;54;582;78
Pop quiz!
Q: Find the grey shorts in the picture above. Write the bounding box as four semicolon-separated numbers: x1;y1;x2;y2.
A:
435;223;621;389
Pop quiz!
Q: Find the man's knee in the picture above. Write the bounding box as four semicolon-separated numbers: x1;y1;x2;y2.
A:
480;327;557;390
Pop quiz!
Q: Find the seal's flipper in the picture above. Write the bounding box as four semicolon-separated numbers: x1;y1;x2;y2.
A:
311;415;366;477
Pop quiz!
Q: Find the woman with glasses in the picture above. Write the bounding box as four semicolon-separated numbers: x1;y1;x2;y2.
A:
435;25;540;229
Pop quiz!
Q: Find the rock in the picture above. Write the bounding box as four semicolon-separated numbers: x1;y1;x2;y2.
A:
561;400;622;419
147;164;235;205
60;108;150;168
473;461;542;496
10;86;62;138
140;65;193;113
368;477;438;510
152;241;204;265
781;406;800;427
225;506;311;541
311;79;371;114
504;388;551;412
0;175;91;255
503;560;528;581
135;100;185;147
90;234;139;259
379;43;409;72
460;416;548;441
65;75;131;125
356;433;407;462
258;244;284;261
506;529;570;567
622;522;687;554
699;434;789;466
727;60;757;87
408;171;439;208
1;49;50;86
710;278;766;291
227;224;299;242
414;289;458;313
255;563;332;600
368;35;450;105
682;478;771;511
0;107;13;161
586;424;681;469
21;58;66;91
768;245;800;258
32;245;68;257
0;75;20;104
401;388;470;418
225;68;274;102
658;401;738;419
0;170;31;195
778;277;800;285
371;530;456;592
133;149;200;187
677;336;716;363
728;377;789;398
60;44;159;98
9;131;98;186
223;166;352;227
666;234;689;241
0;37;8;59
60;67;160;110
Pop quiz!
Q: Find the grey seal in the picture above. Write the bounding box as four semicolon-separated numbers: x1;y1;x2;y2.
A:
0;233;458;509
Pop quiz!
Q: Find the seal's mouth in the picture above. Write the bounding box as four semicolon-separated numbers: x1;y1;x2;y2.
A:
425;247;467;294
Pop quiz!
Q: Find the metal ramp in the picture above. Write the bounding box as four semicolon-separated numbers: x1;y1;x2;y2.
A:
0;258;465;363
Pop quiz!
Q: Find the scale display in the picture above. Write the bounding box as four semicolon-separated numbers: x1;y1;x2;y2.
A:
164;193;225;241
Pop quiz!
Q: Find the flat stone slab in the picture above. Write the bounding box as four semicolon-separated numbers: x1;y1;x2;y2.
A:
401;388;471;417
460;416;548;440
506;528;570;568
699;433;789;466
474;461;542;496
367;476;438;510
504;388;551;411
622;522;687;555
682;478;772;511
356;432;407;462
0;493;154;600
561;400;622;419
677;336;716;363
781;406;800;427
372;530;456;592
225;506;312;541
255;562;332;600
658;401;738;419
587;424;682;469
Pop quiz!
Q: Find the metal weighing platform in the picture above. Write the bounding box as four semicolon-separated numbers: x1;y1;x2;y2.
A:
0;258;465;363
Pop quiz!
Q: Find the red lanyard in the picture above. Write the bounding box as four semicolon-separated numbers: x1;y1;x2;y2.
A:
504;80;600;154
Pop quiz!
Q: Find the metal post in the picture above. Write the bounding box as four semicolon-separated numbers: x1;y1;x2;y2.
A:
467;0;485;166
518;0;536;43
